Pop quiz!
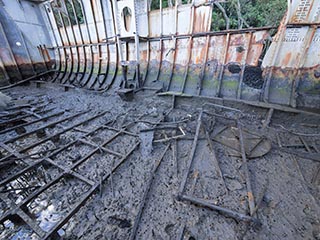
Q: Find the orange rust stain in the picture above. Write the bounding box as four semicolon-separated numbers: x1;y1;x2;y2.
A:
230;35;244;46
282;52;292;66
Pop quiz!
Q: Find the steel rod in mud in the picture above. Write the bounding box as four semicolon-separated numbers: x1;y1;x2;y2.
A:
237;121;255;216
179;195;260;224
0;111;64;135
16;208;46;238
204;127;228;194
0;129;138;226
178;110;202;195
158;92;320;117
0;70;55;91
0;124;108;187
1;111;108;163
4;110;87;144
129;144;170;240
43;141;140;239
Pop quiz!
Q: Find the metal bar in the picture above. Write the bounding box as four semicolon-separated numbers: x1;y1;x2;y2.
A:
216;33;230;97
179;195;260;224
237;121;255;216
0;70;55;91
16;209;46;238
43;5;62;83
204;127;228;194
262;108;274;129
78;138;124;158
57;8;74;84
63;0;81;85
0;111;64;135
0;124;106;187
166;36;177;91
197;35;210;95
105;8;118;92
299;136;312;153
78;0;95;88
69;0;88;85
181;1;196;93
43;141;140;239
49;5;69;83
43;157;95;186
87;0;103;89
14;111;107;154
129;144;170;240
98;0;111;88
237;32;253;99
4;111;86;144
142;39;150;86
178;110;202;195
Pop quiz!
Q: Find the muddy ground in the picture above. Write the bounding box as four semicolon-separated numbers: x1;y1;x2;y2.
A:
0;82;319;240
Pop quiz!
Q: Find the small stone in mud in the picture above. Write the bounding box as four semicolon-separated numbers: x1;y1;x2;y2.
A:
107;215;132;228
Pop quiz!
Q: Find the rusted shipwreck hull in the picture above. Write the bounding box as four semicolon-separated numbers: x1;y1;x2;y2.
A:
0;0;319;109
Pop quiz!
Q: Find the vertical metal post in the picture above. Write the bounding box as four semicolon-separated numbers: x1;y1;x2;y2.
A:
216;33;230;97
69;0;87;85
57;10;75;84
77;0;95;87
197;35;210;95
181;1;195;93
166;0;179;91
43;4;63;83
62;0;80;84
237;32;253;99
98;0;111;88
87;0;103;89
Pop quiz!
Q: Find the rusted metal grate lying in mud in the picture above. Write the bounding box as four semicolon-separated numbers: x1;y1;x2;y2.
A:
0;90;319;239
0;95;140;239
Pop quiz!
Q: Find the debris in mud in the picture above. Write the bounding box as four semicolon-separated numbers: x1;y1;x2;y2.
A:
0;86;319;240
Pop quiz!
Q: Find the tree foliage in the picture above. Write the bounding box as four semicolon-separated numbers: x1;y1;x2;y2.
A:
211;0;287;31
149;0;287;31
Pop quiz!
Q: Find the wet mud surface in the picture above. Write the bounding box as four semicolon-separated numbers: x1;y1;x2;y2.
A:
0;82;319;239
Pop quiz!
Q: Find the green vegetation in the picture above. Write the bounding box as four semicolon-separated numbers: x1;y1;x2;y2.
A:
148;0;287;31
211;0;287;31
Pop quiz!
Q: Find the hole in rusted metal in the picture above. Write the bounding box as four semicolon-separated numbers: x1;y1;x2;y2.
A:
122;7;132;32
228;64;241;74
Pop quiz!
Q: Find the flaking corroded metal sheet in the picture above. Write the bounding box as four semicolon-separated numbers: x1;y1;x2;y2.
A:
287;0;320;24
262;0;320;108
